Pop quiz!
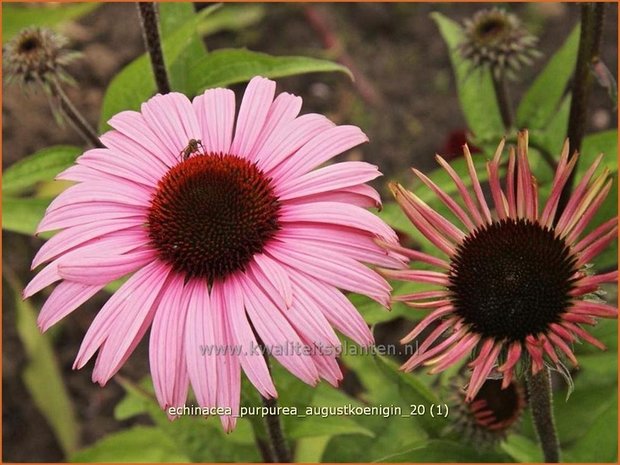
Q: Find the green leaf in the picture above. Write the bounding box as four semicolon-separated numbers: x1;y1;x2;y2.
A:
190;48;352;92
2;196;51;236
98;5;219;131
198;4;265;37
517;25;580;129
287;414;374;440
2;3;99;43
158;3;209;97
431;12;504;142
501;434;543;463
4;270;79;456
564;392;618;462
70;426;190;463
372;439;510;462
2;145;81;196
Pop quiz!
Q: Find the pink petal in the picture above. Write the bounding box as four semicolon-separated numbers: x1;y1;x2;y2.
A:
277;161;381;200
252;253;293;308
37;202;146;234
192;88;235;155
225;274;277;398
248;91;302;161
73;260;163;370
267;240;391;306
58;248;156;285
239;271;319;385
90;262;171;385
38;282;104;332
255;114;334;173
149;273;190;415
280;201;397;243
106;111;179;167
184;279;218;409
211;280;241;432
32;222;146;269
286;269;373;347
46;180;152;213
77;148;163;187
271;125;368;183
140;92;202;162
230;76;276;158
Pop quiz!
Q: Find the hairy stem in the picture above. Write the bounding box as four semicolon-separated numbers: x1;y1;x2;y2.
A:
557;3;605;218
51;79;103;148
491;73;514;131
527;368;560;463
136;2;171;94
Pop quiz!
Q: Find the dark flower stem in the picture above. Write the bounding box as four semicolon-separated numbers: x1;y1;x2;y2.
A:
491;73;514;131
527;368;560;462
556;3;605;218
136;2;171;94
262;394;291;463
51;78;104;148
259;349;291;463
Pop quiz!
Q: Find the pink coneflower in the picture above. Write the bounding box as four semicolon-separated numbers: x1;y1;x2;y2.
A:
381;130;617;401
25;76;402;431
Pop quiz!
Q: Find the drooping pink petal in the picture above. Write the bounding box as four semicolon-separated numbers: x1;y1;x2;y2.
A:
89;262;171;385
73;260;163;370
225;274;277;399
46;180;152;213
251;253;293;308
149;273;190;416
37;281;105;332
211;280;241;432
286;269;374;347
239;271;320;385
184;279;218;409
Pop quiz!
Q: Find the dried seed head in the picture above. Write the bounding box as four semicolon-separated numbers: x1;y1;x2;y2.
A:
3;27;80;89
458;8;541;80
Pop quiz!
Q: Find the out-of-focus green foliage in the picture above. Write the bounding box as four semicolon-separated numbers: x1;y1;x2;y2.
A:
2;3;100;43
4;270;80;456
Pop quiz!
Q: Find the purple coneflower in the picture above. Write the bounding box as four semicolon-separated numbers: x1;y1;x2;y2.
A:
25;76;402;430
381;130;617;401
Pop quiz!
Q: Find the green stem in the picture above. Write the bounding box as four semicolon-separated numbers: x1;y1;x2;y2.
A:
527;368;560;463
491;73;514;131
51;78;104;148
556;3;605;219
136;2;171;94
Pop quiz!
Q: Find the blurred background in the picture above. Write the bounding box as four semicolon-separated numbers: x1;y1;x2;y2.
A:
2;3;618;462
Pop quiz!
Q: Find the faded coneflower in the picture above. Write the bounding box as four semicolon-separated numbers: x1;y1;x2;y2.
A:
380;130;617;401
458;7;541;80
25;76;403;431
3;27;79;88
448;377;526;446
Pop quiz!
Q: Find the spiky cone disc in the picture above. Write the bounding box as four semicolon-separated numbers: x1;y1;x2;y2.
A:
458;7;542;80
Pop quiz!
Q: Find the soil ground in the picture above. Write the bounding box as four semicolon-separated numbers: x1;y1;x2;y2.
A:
2;3;618;461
